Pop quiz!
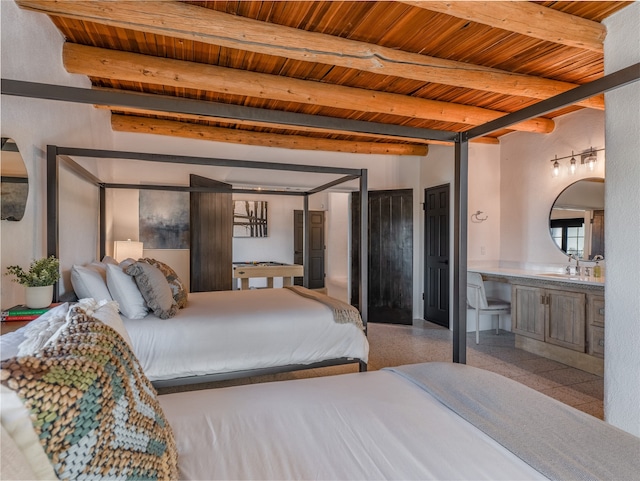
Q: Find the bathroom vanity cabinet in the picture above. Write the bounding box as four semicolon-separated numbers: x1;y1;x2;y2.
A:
513;285;586;352
472;268;604;375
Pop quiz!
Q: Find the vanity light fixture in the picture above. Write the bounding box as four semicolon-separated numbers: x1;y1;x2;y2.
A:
569;152;577;174
550;147;604;176
583;147;598;171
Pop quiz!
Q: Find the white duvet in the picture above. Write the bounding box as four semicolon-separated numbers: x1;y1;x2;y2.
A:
159;369;548;480
122;288;369;382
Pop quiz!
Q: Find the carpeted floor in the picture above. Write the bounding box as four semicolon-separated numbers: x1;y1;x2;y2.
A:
157;320;604;420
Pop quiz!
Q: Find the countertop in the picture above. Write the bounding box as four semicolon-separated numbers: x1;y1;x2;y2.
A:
468;266;605;287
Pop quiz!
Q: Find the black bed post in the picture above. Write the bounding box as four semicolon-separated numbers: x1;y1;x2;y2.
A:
303;194;310;288
453;135;469;364
359;169;368;335
46;145;60;302
99;186;106;261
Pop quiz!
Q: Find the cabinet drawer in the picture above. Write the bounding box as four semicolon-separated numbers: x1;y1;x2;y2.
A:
589;295;605;327
589;326;605;358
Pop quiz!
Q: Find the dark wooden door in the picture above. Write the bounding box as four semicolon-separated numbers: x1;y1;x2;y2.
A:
294;210;325;288
352;189;413;324
190;174;233;292
424;184;450;327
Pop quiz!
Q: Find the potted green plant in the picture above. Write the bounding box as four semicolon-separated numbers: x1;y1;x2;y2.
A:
5;255;60;308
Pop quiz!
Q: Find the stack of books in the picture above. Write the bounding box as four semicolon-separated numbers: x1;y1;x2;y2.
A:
1;303;61;322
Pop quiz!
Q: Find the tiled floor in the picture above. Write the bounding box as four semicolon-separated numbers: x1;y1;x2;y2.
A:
158;320;604;420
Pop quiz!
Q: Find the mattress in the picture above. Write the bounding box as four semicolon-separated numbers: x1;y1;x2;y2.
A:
122;288;369;382
159;368;548;480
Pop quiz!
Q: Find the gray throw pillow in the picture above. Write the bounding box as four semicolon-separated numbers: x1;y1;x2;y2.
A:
125;262;178;319
141;258;188;308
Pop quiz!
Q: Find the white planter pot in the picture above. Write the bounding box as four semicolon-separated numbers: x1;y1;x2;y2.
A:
25;285;54;309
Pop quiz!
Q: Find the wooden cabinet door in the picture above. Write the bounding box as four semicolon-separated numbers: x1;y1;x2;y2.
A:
512;285;545;341
546;290;586;352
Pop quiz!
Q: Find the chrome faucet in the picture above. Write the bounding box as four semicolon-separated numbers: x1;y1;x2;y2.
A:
566;254;581;275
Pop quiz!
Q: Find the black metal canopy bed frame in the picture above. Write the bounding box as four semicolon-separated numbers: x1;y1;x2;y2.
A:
43;146;370;387
2;61;638;370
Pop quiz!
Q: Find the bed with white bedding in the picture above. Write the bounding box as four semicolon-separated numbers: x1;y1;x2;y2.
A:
161;362;640;480
1;306;638;481
123;287;369;387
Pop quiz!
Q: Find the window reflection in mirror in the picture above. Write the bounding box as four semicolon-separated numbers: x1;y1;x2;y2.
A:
549;177;604;260
1;138;29;221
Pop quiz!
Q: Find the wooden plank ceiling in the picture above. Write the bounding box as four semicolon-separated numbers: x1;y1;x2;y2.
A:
17;0;631;155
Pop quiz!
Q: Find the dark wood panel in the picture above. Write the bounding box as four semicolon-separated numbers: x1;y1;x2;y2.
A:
424;184;450;327
352;189;413;324
190;174;232;291
293;210;325;288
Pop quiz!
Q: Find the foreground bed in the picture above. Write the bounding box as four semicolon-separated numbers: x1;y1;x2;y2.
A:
123;287;369;387
1;306;639;480
161;363;640;480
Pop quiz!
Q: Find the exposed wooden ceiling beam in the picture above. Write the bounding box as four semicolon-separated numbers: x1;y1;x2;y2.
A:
96;104;432;144
64;43;554;135
111;114;428;156
17;0;603;110
400;1;605;53
97;105;499;145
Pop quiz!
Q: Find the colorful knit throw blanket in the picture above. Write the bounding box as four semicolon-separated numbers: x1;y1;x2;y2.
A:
1;306;178;480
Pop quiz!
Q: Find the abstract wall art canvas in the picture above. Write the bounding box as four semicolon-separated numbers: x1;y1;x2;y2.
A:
139;190;189;249
233;200;268;237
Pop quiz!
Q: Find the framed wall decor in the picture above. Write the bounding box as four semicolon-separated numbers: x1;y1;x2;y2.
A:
139;190;189;248
234;200;268;237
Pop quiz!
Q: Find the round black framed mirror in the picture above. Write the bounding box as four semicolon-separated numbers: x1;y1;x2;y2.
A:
549;177;604;260
1;137;29;222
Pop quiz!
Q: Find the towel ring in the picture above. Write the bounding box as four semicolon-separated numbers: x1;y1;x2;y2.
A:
471;211;488;223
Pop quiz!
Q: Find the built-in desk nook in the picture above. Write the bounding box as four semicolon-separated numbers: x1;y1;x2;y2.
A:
470;268;605;375
233;261;304;290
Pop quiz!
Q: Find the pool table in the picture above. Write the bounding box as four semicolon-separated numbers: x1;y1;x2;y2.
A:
233;261;304;289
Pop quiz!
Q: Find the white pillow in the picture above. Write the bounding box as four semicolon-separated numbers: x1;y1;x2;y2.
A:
1;423;38;480
0;386;57;480
105;263;148;319
101;255;118;265
70;264;113;301
75;298;134;348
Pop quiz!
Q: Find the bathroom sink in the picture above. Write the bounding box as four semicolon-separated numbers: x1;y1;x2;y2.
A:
538;272;605;282
539;273;583;280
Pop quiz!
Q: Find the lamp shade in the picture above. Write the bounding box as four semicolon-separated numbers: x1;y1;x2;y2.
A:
114;240;144;262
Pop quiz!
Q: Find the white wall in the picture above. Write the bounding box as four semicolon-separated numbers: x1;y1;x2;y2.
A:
1;1;113;305
103;131;424;299
499;109;606;271
419;142;503;330
232;193;303;289
603;2;640;437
